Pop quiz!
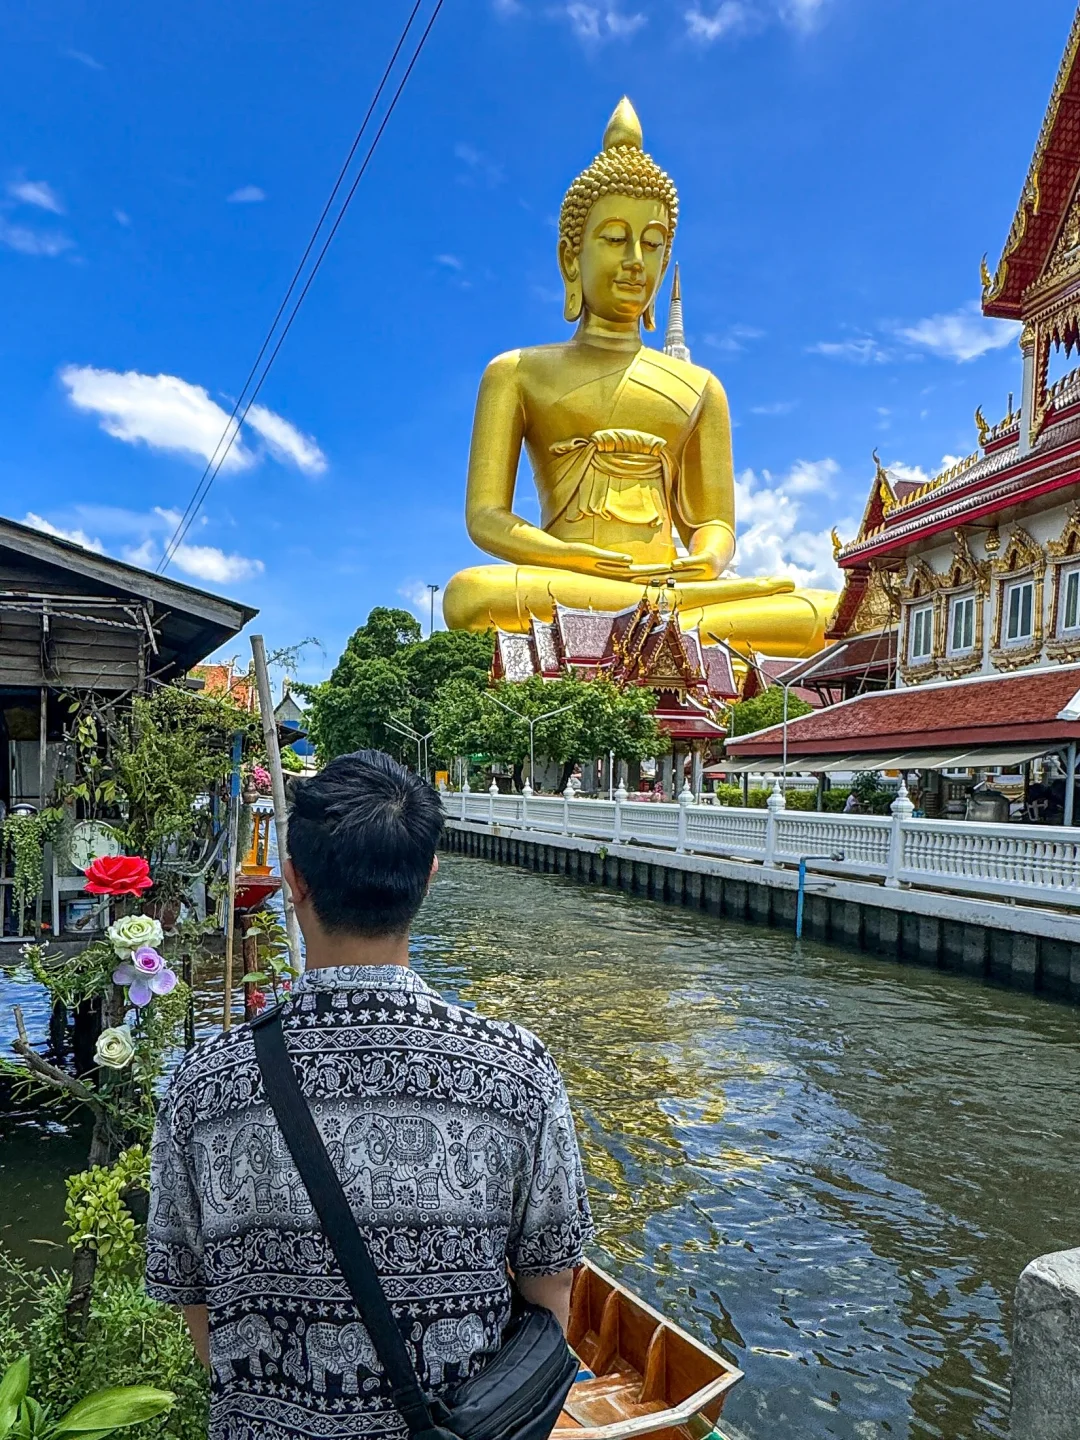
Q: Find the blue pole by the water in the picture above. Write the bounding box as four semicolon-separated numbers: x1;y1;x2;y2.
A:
796;858;808;939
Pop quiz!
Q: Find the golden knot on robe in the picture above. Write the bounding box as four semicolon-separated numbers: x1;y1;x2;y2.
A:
546;428;676;531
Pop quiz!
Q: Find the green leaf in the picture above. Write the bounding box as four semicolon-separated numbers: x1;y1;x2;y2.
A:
0;1356;30;1438
51;1387;175;1434
238;973;268;985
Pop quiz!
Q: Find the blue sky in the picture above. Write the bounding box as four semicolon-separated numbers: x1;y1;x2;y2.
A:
2;0;1073;679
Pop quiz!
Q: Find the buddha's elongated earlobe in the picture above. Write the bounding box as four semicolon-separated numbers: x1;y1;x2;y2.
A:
642;297;656;331
564;276;583;323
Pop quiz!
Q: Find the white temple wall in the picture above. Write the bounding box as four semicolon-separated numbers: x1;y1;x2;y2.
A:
895;493;1080;687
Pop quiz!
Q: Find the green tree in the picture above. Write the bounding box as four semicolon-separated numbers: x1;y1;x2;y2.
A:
573;675;665;768
303;658;414;762
402;629;495;741
328;607;421;684
725;685;813;737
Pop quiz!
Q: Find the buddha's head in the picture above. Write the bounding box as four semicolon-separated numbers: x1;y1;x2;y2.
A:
558;98;679;331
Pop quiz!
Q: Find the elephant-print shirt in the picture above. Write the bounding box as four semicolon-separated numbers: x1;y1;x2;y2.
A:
146;965;594;1440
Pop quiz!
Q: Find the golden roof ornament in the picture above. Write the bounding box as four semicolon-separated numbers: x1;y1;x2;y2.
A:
975;405;990;446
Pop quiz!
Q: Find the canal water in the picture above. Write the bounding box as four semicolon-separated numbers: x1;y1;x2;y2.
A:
2;851;1078;1440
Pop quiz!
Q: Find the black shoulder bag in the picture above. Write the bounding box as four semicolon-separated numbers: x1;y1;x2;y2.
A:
251;1007;578;1440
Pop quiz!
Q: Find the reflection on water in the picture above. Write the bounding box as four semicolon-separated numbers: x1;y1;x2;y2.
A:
412;856;1080;1440
3;852;1078;1439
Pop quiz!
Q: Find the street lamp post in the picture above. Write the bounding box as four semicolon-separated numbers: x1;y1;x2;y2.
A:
387;715;435;779
778;643;848;796
426;584;440;638
487;694;576;792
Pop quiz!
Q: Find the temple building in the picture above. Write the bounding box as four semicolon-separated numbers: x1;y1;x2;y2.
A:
726;6;1080;817
491;595;736;794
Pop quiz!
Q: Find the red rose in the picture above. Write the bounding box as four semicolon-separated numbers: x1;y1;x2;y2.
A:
84;855;153;897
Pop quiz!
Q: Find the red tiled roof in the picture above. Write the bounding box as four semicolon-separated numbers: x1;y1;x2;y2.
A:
556;608;616;663
701;645;739;700
726;663;1080;757
780;631;896;686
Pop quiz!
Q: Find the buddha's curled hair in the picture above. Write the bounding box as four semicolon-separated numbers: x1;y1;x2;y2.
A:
559;97;679;264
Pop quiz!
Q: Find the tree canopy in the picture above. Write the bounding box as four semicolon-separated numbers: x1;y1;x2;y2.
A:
725;685;813;738
304;608;667;782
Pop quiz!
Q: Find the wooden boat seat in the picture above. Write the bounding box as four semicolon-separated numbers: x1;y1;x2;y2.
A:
553;1262;743;1440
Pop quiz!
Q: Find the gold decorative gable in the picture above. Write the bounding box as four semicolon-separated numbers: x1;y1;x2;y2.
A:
943;530;990;595
1043;188;1080;286
1048;500;1080;558
991;525;1045;578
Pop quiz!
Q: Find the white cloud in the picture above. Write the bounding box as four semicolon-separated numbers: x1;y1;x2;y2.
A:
564;3;646;40
59;365;325;475
685;2;747;42
435;253;463;270
227;185;266;204
62;365;252;469
169;543;264;584
114;209;131;226
25;504;263;587
23;512;105;553
246;403;326;476
750;400;798;416
454;143;504;187
730;459;848;591
685;0;829;42
896;301;1021;363
807;335;889;364
0;219;73;257
9;180;64;214
705;323;765;354
780;0;826;29
887;461;931;487
65;48;104;70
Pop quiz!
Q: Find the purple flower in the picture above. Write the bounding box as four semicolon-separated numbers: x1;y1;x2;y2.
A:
133;946;165;975
113;948;178;1008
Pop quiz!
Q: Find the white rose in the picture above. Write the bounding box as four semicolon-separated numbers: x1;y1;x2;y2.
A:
107;914;164;959
94;1025;135;1070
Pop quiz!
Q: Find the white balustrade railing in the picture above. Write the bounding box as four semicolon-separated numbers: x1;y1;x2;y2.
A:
448;782;1080;910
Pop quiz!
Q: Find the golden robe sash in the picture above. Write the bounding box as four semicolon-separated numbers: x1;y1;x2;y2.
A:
545;428;673;531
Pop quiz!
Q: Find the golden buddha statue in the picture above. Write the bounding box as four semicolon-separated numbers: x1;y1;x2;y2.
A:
442;98;837;657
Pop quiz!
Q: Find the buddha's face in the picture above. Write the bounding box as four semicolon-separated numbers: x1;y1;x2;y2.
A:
561;193;669;326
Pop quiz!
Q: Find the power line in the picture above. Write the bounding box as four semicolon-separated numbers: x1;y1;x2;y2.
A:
159;0;443;573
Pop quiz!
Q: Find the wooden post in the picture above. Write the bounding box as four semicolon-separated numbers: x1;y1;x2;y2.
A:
221;731;243;1032
250;634;303;969
35;686;46;937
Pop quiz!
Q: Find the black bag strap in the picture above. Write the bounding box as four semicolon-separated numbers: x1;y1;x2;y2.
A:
251;1006;444;1440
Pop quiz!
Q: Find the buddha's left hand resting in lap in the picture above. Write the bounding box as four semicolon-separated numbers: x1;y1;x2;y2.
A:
442;98;836;659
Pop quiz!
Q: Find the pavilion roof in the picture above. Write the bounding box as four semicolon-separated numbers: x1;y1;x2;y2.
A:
725;663;1080;763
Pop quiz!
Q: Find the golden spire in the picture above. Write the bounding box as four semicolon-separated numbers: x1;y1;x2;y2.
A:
603;97;644;150
671;262;681;302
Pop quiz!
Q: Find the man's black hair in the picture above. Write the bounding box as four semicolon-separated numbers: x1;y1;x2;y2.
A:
287;749;444;937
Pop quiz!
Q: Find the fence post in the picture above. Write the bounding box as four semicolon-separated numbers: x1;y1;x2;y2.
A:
764;778;786;868
460;778;469;822
886;780;914;888
676;781;693;853
563;782;573;836
488;780;498;827
613;778;627;843
522;780;532;830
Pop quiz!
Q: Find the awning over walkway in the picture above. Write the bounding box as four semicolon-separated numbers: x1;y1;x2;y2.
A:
722;663;1080;771
708;742;1055;776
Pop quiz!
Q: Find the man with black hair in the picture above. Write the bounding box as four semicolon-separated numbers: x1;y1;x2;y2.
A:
147;749;593;1440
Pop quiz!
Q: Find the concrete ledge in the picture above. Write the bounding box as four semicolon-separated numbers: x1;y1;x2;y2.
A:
444;820;1080;1002
1011;1248;1080;1439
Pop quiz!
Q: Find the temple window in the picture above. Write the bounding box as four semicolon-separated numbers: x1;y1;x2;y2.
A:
1060;565;1080;634
1004;578;1035;644
910;604;934;661
948;593;976;654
